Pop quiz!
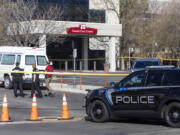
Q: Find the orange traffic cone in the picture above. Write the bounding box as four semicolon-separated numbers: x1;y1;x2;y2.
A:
60;93;73;120
1;94;10;122
29;93;40;121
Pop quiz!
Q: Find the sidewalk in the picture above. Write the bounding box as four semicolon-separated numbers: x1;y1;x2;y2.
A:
50;83;103;94
54;70;129;74
49;70;127;94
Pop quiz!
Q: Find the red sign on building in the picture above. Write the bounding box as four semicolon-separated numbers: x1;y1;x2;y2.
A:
67;25;97;35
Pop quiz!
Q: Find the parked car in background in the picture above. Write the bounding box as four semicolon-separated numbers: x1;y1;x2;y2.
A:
131;58;162;73
0;46;48;88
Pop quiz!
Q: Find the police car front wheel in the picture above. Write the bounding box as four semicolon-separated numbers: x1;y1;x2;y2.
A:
165;102;180;128
90;100;109;123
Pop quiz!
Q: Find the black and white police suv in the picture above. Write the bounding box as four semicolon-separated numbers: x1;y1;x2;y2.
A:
85;66;180;127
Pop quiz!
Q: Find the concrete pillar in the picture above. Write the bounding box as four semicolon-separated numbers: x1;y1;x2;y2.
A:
39;34;46;48
121;58;125;70
82;37;88;70
109;37;116;72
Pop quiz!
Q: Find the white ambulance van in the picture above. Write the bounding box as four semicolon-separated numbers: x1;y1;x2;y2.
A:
0;46;48;89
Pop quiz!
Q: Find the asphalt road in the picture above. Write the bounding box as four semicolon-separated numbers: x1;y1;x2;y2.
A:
0;87;180;135
0;88;85;121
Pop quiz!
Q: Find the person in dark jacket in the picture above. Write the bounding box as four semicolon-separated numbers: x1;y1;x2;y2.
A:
11;62;24;97
31;64;42;98
44;61;54;97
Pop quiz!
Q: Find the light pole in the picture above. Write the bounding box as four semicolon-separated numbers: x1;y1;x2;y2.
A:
72;40;77;88
128;48;134;69
73;48;77;72
152;42;158;57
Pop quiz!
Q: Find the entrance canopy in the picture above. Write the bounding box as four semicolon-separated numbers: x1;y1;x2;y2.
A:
8;20;122;37
8;20;122;72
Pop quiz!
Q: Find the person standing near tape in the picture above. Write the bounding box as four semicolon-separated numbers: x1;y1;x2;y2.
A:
44;61;54;97
11;62;25;98
31;64;42;98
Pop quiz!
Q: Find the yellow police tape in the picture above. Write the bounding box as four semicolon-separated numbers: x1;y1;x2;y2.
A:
120;57;180;61
49;58;106;62
0;70;129;76
50;57;180;62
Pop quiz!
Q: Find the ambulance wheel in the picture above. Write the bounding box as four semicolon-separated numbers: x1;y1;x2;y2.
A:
4;76;12;89
165;102;180;127
90;100;109;123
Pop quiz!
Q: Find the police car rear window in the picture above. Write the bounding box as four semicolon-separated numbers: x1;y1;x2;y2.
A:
165;71;180;85
146;72;164;86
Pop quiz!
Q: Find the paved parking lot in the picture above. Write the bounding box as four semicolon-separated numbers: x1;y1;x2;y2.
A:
0;87;180;135
0;88;85;121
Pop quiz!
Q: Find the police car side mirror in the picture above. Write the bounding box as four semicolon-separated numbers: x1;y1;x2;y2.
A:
110;82;115;87
118;82;122;87
110;82;120;88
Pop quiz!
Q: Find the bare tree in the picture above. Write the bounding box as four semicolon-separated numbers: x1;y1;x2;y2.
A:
87;0;149;69
103;0;149;70
0;0;15;46
139;0;161;57
4;0;65;47
150;0;180;61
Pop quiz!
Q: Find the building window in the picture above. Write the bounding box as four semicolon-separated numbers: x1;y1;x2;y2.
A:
89;10;105;23
62;6;88;22
38;0;89;22
11;0;89;22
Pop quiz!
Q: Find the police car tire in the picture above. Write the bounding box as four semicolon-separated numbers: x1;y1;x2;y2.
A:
90;100;109;123
4;76;12;89
165;102;180;128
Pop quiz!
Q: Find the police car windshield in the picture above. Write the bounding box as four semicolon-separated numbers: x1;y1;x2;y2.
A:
134;61;159;68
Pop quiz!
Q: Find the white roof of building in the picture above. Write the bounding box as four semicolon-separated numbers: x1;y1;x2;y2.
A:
0;46;46;55
8;20;122;37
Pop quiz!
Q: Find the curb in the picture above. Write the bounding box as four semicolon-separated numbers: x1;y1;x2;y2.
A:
0;117;84;125
50;83;102;94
